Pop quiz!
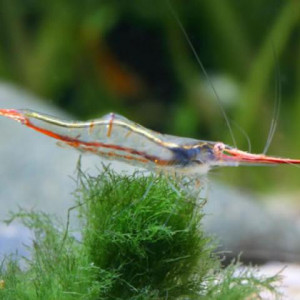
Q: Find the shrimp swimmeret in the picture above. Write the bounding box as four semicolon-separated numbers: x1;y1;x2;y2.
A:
1;109;300;177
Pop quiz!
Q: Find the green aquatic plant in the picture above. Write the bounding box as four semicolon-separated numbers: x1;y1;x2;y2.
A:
0;168;280;299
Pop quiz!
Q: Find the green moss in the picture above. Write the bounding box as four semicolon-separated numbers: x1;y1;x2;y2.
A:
0;168;280;299
77;169;216;299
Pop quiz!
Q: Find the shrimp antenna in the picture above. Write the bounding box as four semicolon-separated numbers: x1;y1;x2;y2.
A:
263;42;281;154
232;120;251;153
166;0;237;148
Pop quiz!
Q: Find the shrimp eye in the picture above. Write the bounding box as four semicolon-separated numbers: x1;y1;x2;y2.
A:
213;142;225;154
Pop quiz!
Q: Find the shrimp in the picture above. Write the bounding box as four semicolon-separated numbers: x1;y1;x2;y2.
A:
1;109;300;178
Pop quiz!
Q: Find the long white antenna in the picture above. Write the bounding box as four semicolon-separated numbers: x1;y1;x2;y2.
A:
263;42;281;154
167;0;237;148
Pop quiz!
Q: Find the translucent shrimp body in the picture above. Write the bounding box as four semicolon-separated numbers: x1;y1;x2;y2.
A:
1;109;300;176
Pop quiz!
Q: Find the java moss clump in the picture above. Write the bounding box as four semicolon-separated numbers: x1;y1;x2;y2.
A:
0;167;280;299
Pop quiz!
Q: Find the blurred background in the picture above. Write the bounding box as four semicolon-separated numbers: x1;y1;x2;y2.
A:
1;1;300;295
1;0;300;193
1;0;300;232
